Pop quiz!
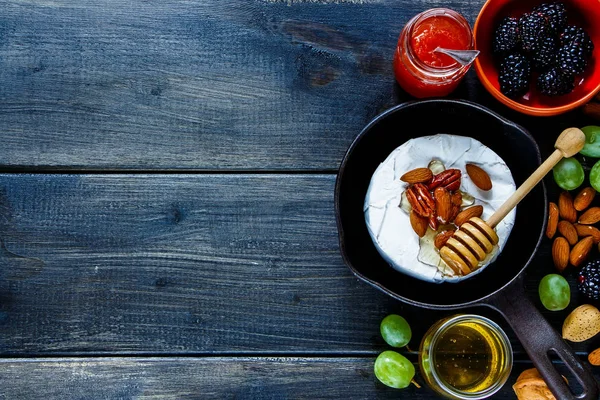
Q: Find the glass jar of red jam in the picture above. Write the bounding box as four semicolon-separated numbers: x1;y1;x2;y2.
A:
393;8;474;98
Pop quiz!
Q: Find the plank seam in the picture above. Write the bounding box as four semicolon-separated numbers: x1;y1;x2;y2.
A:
0;168;339;175
0;353;558;361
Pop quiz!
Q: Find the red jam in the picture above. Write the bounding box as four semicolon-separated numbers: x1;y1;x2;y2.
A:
394;9;474;98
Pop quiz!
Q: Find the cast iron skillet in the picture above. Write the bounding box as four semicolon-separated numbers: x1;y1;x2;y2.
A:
335;99;598;399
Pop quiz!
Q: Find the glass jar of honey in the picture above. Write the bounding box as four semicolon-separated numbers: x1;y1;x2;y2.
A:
419;314;513;399
393;8;474;98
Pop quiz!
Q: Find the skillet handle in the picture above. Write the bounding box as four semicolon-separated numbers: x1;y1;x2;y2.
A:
487;279;599;400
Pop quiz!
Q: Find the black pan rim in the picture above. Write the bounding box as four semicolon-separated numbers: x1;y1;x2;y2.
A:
334;98;547;309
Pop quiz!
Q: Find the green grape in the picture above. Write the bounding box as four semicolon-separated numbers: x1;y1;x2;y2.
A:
374;350;415;389
580;126;600;158
590;160;600;192
380;314;412;348
553;157;584;191
538;274;570;311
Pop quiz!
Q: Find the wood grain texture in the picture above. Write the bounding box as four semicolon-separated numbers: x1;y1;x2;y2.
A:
0;357;590;399
0;173;401;354
0;0;491;170
0;173;596;358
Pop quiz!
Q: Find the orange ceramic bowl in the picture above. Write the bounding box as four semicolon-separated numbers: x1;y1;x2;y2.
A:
474;0;600;116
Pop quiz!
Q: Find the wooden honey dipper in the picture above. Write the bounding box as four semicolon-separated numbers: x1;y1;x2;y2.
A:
440;128;586;276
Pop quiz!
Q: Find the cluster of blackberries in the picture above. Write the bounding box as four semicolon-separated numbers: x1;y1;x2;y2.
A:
579;260;600;301
493;2;594;98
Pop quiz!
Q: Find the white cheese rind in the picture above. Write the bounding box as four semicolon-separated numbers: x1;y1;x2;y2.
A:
364;134;517;283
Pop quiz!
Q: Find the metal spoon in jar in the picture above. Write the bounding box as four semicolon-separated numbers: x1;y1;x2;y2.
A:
434;48;480;66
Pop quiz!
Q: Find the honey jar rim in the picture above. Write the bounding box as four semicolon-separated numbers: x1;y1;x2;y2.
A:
425;314;513;400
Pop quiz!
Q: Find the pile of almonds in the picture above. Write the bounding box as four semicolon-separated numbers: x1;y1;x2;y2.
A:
402;163;491;250
548;187;600;271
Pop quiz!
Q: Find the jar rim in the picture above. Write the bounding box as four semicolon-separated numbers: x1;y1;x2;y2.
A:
404;8;475;78
428;314;513;400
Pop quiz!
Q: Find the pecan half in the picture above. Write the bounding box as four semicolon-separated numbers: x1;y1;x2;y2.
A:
429;169;461;191
450;206;460;223
406;183;435;217
429;214;439;230
451;191;462;206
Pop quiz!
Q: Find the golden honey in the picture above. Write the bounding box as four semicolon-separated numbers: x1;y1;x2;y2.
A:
419;314;512;399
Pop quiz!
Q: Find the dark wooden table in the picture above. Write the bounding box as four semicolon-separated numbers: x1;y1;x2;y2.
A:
1;0;599;398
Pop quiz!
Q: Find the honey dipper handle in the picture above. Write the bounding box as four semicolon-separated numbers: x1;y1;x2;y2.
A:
487;127;586;228
487;150;563;228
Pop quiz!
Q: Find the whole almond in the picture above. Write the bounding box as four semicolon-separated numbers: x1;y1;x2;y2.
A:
401;168;433;184
454;205;484;227
466;164;492;191
574;187;596;211
558;220;578;245
434;187;452;223
410;210;428;237
575;224;600;244
546;202;559;239
589;348;600;366
552;237;570;272
579;207;600;225
563;304;600;342
559;191;577;223
570;236;594;267
435;230;455;249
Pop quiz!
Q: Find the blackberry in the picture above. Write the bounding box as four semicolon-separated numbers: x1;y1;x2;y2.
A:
499;53;531;98
578;259;600;301
533;2;567;34
518;12;551;53
493;17;519;55
537;66;575;96
560;25;595;58
557;41;591;75
532;36;558;70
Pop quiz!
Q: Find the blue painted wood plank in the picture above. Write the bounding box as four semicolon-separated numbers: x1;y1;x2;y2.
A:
0;0;490;170
0;358;591;399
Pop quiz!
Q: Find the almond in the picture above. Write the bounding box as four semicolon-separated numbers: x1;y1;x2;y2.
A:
574;187;596;211
434;230;455;249
410;210;428;237
558;191;577;223
434;187;452;224
401;168;433;184
570;236;594;267
563;304;600;342
579;207;600;225
466;164;492;191
574;224;600;244
513;368;558;400
552;237;570;272
454;205;484;227
589;348;600;366
558;220;578;245
546;202;559;239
